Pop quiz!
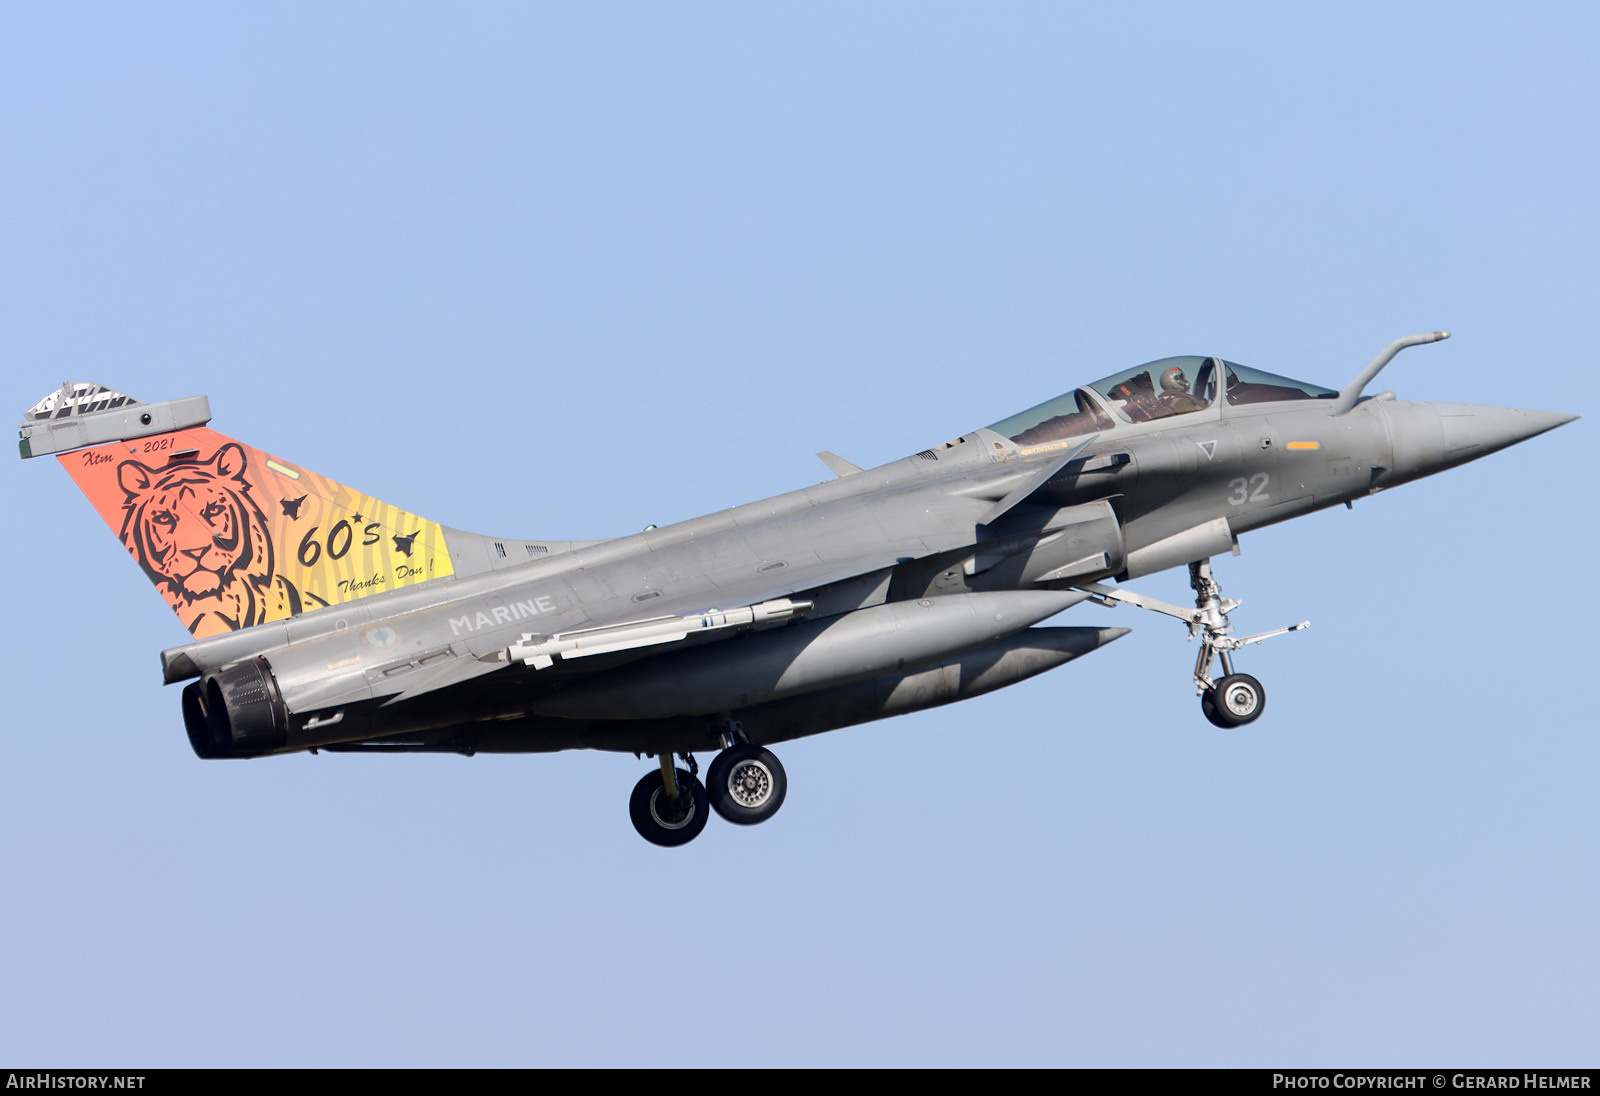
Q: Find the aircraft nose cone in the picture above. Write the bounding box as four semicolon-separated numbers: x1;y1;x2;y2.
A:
1437;404;1579;459
1379;402;1578;488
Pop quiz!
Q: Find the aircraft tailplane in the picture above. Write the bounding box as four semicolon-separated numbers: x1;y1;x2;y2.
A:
22;382;463;639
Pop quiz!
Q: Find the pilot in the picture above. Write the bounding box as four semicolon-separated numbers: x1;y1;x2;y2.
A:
1159;367;1208;414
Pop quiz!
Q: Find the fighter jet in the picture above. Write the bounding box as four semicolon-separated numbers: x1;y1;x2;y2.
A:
19;332;1577;845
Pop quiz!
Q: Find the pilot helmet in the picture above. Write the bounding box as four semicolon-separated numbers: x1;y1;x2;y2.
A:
1160;367;1191;395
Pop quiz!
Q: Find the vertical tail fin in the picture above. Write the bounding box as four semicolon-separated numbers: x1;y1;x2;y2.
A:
22;383;456;638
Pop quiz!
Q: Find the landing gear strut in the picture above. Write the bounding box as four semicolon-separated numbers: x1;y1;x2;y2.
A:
1079;559;1307;727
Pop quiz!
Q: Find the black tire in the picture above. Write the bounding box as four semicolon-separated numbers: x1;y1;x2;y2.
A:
706;744;787;826
629;768;709;847
1200;687;1231;728
1211;673;1266;726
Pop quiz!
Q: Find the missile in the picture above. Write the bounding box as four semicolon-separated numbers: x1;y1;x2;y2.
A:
508;597;812;669
532;589;1089;720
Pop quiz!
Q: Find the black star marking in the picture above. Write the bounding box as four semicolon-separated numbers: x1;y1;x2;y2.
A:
351;512;363;523
280;495;308;519
392;530;419;557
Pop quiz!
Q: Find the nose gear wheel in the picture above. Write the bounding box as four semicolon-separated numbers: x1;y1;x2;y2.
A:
1206;672;1266;727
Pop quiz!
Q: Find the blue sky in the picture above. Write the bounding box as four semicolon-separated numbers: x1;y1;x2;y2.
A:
1;2;1594;1066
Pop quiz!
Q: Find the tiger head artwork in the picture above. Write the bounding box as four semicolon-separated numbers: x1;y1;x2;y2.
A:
117;443;305;636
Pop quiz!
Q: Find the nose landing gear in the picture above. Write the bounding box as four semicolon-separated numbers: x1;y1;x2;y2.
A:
1202;672;1266;727
1079;559;1307;727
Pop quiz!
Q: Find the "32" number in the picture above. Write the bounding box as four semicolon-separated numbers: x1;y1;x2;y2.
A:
1227;473;1270;505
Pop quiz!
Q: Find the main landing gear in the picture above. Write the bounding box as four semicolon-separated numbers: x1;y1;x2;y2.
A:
705;742;787;825
1079;559;1307;728
628;719;788;846
629;754;709;847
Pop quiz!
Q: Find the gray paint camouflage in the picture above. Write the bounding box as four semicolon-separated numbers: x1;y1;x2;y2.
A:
19;332;1578;843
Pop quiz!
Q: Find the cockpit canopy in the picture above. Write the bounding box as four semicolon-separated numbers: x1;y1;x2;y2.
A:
989;356;1337;446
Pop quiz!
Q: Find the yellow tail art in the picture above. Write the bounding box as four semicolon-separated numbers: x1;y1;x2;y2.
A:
60;425;454;638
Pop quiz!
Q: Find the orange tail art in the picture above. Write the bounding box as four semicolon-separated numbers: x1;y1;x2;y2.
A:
26;383;454;639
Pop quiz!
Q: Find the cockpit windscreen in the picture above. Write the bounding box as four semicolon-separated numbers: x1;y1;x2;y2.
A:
988;356;1338;445
988;388;1114;447
1221;363;1338;406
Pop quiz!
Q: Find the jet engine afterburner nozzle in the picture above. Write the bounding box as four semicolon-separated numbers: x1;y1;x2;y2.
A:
184;657;288;759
